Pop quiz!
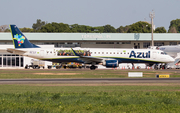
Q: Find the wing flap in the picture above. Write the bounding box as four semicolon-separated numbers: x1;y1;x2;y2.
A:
79;56;103;63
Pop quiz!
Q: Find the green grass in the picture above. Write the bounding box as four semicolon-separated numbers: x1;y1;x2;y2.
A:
0;69;180;112
0;69;180;79
0;84;180;93
0;85;180;112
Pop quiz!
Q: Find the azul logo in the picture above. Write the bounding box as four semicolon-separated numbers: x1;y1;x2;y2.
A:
13;34;25;46
129;51;150;58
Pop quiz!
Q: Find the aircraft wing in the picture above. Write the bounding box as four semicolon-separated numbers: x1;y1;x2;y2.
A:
71;48;103;63
78;56;103;64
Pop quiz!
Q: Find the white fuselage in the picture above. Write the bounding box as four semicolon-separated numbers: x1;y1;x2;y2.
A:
11;47;175;64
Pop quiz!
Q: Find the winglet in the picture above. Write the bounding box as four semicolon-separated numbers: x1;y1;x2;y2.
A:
71;48;80;56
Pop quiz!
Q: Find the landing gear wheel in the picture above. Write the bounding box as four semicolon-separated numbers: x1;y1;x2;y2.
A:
90;65;96;70
154;65;158;70
33;66;36;69
162;65;166;69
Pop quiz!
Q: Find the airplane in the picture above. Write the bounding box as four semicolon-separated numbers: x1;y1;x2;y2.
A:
7;25;175;70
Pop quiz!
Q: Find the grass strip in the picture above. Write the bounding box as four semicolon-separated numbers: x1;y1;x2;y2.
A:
0;69;180;79
0;85;180;112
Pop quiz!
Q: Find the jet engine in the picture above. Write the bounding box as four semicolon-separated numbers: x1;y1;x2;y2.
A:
102;60;118;68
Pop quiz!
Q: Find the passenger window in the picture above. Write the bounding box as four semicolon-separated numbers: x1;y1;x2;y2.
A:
106;52;108;54
102;52;104;54
113;52;115;54
94;52;96;54
117;52;119;54
110;52;112;54
98;52;100;54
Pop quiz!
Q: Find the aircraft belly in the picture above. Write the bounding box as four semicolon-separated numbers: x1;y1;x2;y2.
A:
40;57;84;63
117;58;161;63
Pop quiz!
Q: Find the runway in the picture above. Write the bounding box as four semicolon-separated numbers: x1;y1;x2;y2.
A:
0;78;180;84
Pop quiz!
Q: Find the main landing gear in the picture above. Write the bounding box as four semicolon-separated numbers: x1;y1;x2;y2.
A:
154;64;158;70
90;65;97;70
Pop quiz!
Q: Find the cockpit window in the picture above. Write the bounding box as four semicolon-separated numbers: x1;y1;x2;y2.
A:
161;52;167;55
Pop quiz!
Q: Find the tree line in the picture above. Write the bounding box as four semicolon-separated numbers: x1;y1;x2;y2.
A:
1;19;180;33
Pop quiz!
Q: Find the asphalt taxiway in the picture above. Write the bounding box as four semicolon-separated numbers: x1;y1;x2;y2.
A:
0;78;180;84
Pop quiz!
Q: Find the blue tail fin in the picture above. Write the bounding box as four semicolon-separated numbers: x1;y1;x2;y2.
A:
9;25;40;48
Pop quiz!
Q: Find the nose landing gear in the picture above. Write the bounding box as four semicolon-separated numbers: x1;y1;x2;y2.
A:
154;63;167;70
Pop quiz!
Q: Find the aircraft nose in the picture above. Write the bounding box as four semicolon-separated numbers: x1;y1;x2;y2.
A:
170;57;175;62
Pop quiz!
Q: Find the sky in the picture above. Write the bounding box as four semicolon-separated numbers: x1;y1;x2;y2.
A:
1;0;180;30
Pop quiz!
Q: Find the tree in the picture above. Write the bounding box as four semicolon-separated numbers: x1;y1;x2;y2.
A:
32;19;46;31
0;25;9;32
40;23;56;32
116;25;130;33
168;19;180;33
40;22;71;32
4;29;10;32
168;26;177;33
70;24;99;33
93;26;104;33
103;24;116;33
19;28;34;32
154;27;167;33
127;21;151;33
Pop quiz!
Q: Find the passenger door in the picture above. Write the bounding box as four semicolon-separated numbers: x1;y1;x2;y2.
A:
40;50;44;56
152;51;156;59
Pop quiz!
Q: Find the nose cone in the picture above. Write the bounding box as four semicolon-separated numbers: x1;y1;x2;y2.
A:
169;57;175;63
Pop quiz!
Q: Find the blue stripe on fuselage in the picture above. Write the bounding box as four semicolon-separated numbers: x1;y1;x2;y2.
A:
40;57;161;64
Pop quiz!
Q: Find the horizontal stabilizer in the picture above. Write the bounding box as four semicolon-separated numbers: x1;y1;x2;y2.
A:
7;48;26;54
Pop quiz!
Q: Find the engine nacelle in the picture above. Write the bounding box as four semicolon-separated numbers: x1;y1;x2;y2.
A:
103;60;118;68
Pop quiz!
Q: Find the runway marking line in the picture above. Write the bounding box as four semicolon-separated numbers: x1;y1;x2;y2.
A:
26;83;180;86
33;73;80;75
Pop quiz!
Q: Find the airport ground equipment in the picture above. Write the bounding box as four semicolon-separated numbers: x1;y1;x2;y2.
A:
128;72;143;77
156;74;170;78
25;60;45;69
58;62;83;69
